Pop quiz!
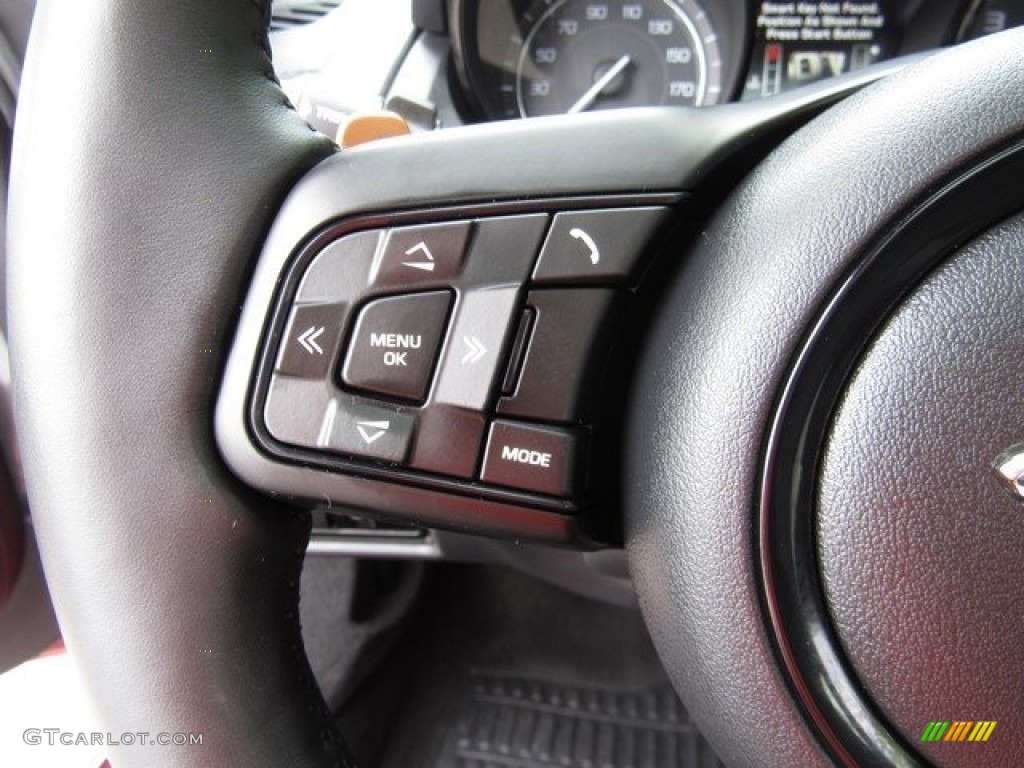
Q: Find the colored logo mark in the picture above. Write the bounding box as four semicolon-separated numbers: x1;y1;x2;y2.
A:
920;720;997;743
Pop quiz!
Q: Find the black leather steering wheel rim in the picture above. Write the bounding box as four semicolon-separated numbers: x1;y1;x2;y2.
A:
8;0;1024;766
9;1;346;765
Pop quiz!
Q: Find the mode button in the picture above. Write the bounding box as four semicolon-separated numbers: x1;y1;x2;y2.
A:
481;420;581;498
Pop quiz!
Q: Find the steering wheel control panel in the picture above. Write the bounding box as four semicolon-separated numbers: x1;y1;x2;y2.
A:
231;201;671;540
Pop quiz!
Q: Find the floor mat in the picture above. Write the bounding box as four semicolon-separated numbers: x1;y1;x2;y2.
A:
339;564;724;768
437;671;722;768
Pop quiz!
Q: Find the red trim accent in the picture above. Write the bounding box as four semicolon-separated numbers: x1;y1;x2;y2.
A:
36;638;66;658
0;465;22;610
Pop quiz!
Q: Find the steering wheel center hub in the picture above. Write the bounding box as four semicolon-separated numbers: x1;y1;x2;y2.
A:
626;31;1024;768
816;212;1024;764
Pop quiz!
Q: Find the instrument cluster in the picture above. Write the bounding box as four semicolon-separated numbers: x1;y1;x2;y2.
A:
450;0;1023;121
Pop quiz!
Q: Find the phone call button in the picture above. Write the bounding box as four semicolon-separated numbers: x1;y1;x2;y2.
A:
531;207;669;286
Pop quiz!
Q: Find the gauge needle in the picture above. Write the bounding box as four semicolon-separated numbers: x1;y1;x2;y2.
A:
567;55;632;115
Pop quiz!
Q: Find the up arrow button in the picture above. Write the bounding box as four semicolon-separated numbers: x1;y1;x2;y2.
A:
371;222;471;289
401;241;436;272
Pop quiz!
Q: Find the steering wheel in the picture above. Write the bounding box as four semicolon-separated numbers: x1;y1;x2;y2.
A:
9;1;1024;766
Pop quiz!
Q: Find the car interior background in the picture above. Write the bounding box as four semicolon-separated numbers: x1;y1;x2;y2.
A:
0;1;1021;767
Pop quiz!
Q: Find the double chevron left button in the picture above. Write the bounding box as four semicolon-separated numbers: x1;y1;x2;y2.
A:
275;303;347;380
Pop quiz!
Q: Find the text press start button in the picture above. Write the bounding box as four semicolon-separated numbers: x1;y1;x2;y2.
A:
481;420;580;497
342;291;451;403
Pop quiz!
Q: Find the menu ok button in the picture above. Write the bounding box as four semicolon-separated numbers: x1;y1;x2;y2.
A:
342;291;451;403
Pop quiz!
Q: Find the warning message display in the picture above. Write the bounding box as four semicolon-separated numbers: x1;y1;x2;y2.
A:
757;2;887;42
742;0;897;99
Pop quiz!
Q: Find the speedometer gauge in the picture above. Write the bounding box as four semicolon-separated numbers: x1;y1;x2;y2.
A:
507;0;723;117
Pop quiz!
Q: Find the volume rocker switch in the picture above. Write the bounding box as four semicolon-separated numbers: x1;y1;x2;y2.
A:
498;290;621;423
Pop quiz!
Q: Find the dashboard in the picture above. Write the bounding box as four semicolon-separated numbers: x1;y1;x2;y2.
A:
270;0;1024;143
